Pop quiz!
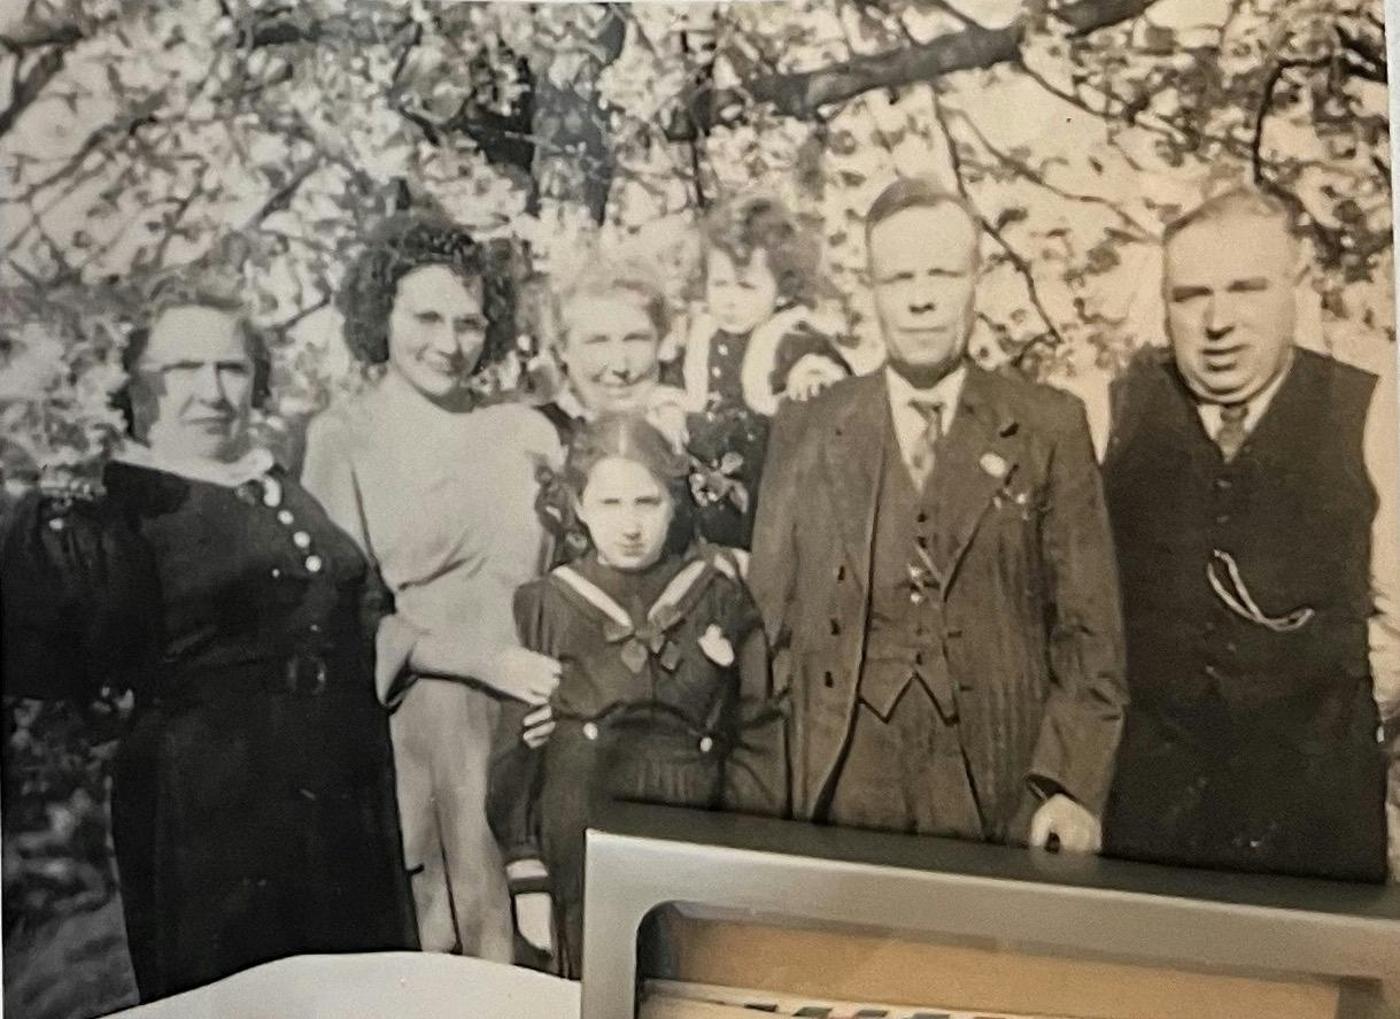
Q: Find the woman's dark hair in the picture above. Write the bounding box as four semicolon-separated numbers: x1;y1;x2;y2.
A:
700;194;821;308
116;275;272;436
337;213;516;371
563;413;695;556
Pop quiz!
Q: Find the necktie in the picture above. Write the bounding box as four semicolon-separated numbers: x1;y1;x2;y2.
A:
908;398;944;488
1215;403;1249;462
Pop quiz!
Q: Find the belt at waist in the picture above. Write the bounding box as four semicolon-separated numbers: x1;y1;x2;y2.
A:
553;705;727;753
155;650;369;702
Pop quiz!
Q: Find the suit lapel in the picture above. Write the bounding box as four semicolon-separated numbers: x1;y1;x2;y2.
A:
820;374;888;589
927;366;1021;585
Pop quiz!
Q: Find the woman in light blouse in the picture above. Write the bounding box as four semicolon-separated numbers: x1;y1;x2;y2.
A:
302;215;560;959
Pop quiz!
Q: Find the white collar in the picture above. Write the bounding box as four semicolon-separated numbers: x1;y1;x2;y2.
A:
115;442;275;488
885;362;968;428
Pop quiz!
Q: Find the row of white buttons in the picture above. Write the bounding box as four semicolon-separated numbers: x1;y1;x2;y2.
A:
260;477;323;574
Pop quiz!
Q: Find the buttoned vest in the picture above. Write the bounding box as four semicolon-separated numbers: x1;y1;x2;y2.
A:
1103;349;1376;728
860;414;960;723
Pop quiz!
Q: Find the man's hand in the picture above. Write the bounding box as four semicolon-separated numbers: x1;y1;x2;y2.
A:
521;703;556;749
1029;793;1102;854
646;387;691;453
784;354;846;403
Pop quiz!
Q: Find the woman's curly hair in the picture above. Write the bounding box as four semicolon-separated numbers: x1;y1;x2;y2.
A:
337;213;517;372
699;194;821;309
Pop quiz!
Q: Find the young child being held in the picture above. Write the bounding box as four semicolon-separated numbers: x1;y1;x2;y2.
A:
675;194;850;549
679;193;850;418
488;414;785;979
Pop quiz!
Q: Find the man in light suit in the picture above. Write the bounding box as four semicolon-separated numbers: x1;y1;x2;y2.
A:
1101;188;1398;881
748;177;1127;850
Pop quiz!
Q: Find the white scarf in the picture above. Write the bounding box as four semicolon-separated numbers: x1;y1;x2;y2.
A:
115;442;276;488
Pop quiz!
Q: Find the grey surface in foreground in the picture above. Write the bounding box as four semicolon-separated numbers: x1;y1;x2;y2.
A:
580;801;1400;1018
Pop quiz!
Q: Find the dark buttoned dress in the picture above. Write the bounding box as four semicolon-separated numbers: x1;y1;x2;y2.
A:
1;461;415;1001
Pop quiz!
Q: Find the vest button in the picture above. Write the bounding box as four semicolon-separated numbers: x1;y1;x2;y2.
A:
829;618;841;635
917;512;928;524
823;671;836;688
582;722;599;741
1214;478;1232;491
1214;513;1230;525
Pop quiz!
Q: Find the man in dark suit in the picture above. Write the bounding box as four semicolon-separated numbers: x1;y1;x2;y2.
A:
748;177;1127;851
1102;188;1397;881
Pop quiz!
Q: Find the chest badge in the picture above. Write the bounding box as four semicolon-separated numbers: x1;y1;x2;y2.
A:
699;624;735;667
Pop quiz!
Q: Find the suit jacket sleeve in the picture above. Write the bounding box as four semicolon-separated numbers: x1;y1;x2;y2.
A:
747;398;810;666
1028;398;1129;817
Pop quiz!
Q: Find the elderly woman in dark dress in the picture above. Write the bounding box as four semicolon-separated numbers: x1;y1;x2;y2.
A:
0;279;416;1002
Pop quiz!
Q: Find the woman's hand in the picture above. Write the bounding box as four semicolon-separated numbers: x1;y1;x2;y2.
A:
784;354;846;403
482;646;562;705
521;703;556;748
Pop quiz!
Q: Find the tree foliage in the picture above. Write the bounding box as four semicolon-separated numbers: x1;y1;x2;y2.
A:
0;0;1390;489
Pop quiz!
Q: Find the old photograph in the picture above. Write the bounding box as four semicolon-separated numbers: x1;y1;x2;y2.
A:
1;0;1396;1016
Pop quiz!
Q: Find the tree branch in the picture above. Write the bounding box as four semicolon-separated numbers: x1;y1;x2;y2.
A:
243;158;321;228
269;293;331;337
0;44;67;137
0;23;82;53
950;106;1154;240
3;90;164;212
715;0;1161;122
1335;25;1386;83
928;85;1066;365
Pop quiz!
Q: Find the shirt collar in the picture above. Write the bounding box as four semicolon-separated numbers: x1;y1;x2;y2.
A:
885;362;968;425
1196;349;1294;434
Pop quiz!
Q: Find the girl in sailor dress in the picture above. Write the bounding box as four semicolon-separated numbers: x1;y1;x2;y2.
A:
488;414;785;978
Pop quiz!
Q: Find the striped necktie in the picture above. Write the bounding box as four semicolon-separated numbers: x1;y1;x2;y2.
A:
1215;403;1249;462
908;398;944;488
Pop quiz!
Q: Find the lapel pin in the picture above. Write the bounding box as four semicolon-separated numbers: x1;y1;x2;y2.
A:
980;452;1009;479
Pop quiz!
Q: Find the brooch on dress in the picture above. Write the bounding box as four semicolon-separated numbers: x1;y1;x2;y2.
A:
698;625;735;667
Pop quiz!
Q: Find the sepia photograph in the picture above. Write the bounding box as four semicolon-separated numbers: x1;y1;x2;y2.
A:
1;0;1396;1016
